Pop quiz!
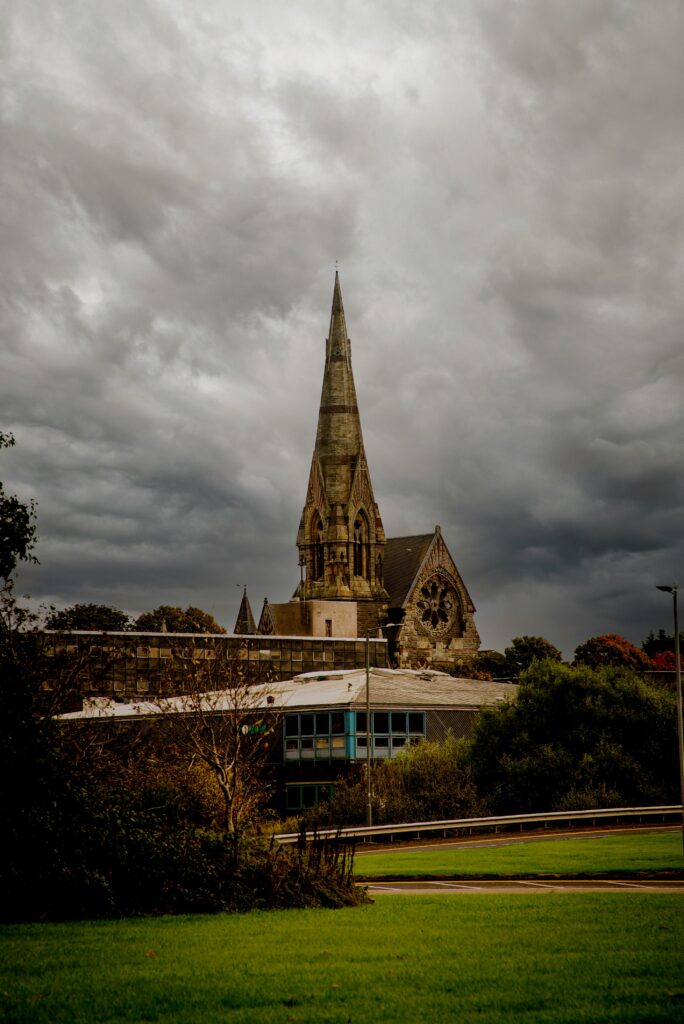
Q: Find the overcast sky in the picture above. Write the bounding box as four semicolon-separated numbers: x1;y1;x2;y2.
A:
2;0;683;656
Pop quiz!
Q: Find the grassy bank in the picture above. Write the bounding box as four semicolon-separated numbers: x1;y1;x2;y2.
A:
2;896;684;1023
355;830;683;879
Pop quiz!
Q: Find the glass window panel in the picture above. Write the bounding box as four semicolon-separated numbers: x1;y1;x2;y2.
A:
285;715;299;736
315;713;329;734
391;712;406;733
357;736;367;748
374;737;389;747
285;739;298;751
331;736;345;748
286;787;301;810
392;737;406;749
315;737;330;750
373;712;389;734
300;738;314;750
302;787;317;808
300;714;314;735
330;712;344;735
408;713;424;734
356;711;367;732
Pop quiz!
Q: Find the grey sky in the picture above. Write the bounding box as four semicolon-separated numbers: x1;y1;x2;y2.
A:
2;0;683;656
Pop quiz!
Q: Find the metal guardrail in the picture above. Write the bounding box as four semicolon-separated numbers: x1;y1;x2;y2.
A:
275;805;682;845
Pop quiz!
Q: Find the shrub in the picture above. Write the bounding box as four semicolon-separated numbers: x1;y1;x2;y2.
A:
301;735;483;828
467;660;679;814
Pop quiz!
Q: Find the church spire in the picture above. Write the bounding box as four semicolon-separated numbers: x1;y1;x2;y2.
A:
314;271;363;506
296;273;388;613
327;270;349;360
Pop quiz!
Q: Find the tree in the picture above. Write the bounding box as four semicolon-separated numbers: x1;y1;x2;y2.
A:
0;432;37;583
503;635;562;676
642;628;683;660
573;633;650;671
472;650;508;678
467;660;678;814
135;605;226;634
156;645;277;842
46;603;132;632
650;650;676;671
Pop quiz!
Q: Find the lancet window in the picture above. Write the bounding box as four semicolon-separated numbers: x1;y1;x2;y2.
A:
353;509;371;579
311;512;325;580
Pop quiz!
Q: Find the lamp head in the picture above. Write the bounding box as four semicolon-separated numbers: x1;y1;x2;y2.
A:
656;585;675;594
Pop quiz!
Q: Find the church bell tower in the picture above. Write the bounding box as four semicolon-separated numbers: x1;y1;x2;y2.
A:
296;273;389;629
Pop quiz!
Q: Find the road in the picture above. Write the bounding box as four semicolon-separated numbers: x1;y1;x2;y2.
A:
356;825;684;893
366;878;684;895
354;823;678;857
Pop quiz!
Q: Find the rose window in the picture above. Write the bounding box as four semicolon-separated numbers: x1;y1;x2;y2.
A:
416;575;458;635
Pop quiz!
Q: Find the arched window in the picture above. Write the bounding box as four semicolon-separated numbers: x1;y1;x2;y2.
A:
311;512;324;580
353;509;370;579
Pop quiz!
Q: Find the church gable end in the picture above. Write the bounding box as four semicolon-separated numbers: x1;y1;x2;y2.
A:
390;527;480;670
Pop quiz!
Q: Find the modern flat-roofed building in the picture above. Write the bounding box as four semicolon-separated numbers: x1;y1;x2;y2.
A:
59;667;516;813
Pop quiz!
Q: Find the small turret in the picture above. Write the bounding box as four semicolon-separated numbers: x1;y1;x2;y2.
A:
233;586;256;634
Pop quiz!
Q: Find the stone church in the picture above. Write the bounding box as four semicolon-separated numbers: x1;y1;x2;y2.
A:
239;273;480;671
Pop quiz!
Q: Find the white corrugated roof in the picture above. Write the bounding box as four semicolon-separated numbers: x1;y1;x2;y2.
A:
57;668;516;721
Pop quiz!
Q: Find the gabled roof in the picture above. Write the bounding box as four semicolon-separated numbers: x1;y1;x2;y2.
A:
383;534;434;608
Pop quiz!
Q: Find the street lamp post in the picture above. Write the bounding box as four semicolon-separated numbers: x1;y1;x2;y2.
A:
656;585;684;859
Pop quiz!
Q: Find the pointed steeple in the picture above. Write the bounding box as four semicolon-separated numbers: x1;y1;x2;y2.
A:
314;271;364;508
233;586;256;634
296;273;388;609
326;270;350;363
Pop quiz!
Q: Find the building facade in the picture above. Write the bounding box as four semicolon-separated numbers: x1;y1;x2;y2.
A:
60;667;516;814
46;630;388;702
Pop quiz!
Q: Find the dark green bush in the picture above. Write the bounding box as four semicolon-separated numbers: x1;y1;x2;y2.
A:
301;734;483;828
468;660;679;814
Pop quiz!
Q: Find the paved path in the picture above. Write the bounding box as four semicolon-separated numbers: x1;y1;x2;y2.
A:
366;878;684;895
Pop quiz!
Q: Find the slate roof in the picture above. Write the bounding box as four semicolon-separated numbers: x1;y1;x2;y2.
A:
383;534;434;608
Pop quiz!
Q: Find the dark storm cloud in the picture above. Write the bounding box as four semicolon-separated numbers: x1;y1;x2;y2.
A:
2;0;683;655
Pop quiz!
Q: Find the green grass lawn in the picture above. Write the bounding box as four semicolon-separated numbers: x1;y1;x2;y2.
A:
1;897;683;1023
355;830;683;879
